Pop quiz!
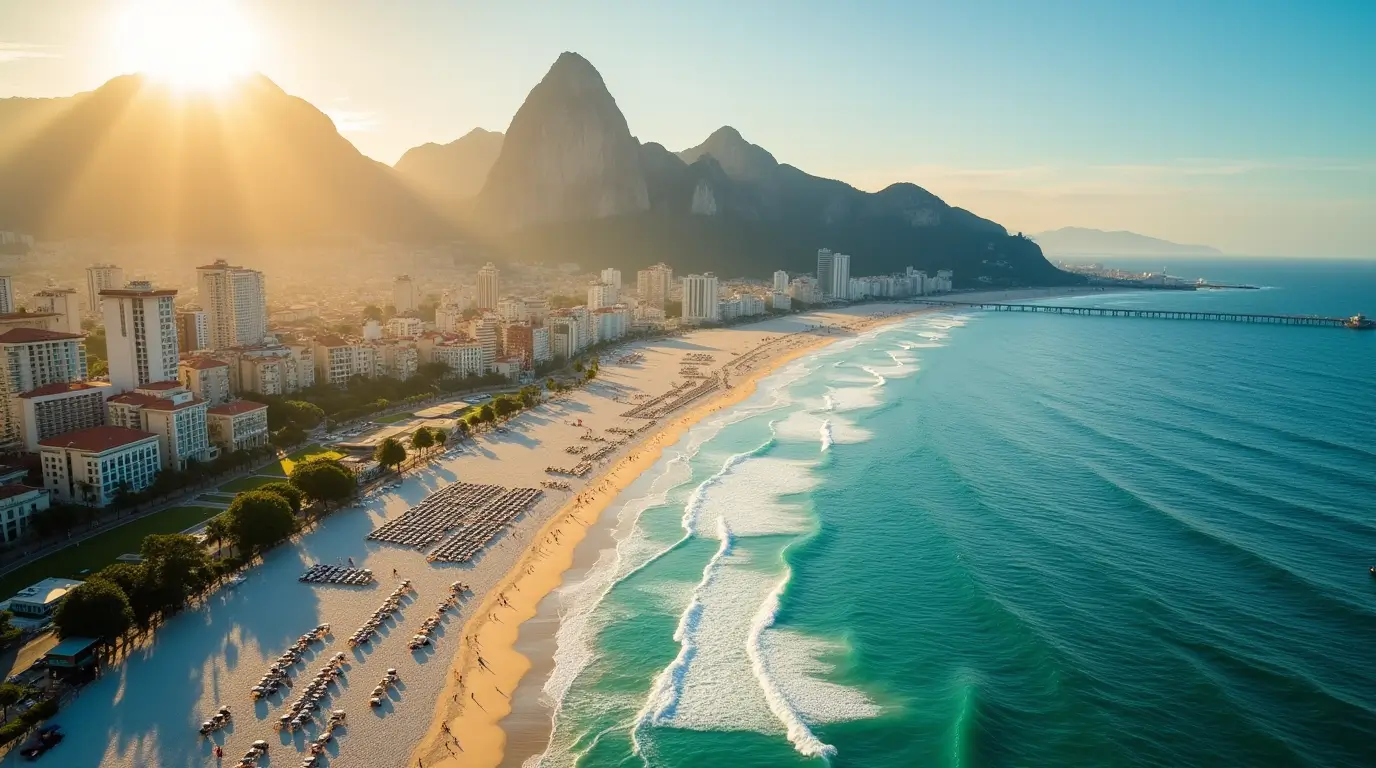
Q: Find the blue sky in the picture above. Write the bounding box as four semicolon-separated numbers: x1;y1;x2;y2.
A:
1;0;1372;257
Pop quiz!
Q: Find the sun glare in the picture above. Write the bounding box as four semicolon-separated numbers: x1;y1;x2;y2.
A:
114;0;259;91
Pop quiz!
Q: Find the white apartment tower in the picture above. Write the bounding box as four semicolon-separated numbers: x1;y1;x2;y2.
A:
393;275;419;314
476;263;500;311
100;282;179;392
33;289;81;335
637;263;673;310
85;264;125;314
830;252;852;300
681;273;721;324
773;270;790;293
0;328;89;447
600;268;622;291
197;259;268;349
587;281;616;311
0;277;12;315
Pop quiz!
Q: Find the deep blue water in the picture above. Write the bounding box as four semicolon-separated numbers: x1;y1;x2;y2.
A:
532;259;1376;768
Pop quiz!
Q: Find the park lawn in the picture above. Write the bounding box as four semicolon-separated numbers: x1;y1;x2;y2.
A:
196;493;238;504
371;412;414;425
0;506;220;598
275;445;345;477
217;475;282;493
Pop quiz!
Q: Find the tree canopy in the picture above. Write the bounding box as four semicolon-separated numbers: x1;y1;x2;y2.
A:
258;481;304;514
289;458;355;508
54;579;133;642
374;437;407;472
411;427;434;455
224;491;297;555
141;534;212;610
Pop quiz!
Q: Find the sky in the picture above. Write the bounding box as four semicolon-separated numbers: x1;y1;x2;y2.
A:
1;0;1373;258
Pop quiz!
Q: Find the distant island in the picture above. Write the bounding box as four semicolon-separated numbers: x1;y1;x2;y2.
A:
1030;227;1223;256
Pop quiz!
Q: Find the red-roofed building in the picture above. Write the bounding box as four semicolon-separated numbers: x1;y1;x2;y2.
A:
39;427;160;506
177;356;231;405
0;313;62;335
105;383;212;470
13;381;111;452
206;400;269;452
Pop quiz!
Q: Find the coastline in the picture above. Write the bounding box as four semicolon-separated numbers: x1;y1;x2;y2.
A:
410;287;1122;768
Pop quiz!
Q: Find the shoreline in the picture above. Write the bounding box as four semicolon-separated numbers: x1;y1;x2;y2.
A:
410;287;1122;768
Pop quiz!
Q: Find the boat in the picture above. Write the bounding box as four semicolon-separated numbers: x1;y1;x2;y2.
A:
1344;314;1375;330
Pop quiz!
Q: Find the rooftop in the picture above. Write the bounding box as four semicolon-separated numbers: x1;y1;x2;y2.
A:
0;327;83;344
143;396;205;412
5;577;83;605
39;426;158;453
18;381;108;399
98;288;177;298
108;392;162;407
207;400;269;416
138;380;184;391
0;484;42;500
180;357;229;370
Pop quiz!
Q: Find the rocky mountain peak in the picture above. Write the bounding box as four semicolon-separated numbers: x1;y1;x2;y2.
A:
679;126;778;186
473;51;648;229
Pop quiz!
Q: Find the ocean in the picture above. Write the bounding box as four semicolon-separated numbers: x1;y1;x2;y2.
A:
527;259;1376;768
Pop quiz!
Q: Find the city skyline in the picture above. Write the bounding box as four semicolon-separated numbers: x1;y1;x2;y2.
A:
0;1;1371;258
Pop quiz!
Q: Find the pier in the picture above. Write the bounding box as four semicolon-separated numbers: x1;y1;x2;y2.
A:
906;299;1357;328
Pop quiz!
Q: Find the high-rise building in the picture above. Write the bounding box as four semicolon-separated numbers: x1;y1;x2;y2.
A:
393;275;419;314
600;268;622;291
177;309;210;352
0;328;90;448
587;281;616;310
0;276;13;315
477;263;500;311
681;273;721;324
196;259;268;350
773;270;790;293
636;263;673;310
33;289;81;335
100;282;179;393
178;357;232;405
830;252;851;300
14;381;111;453
106;381;210;470
85;264;124;314
475;314;501;373
523;296;550;325
497;296;526;323
815;249;836;299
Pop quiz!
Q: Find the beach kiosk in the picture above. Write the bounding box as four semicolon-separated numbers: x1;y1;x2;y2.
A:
43;636;101;671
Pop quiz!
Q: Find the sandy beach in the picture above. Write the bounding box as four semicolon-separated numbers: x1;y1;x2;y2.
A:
407;287;1116;768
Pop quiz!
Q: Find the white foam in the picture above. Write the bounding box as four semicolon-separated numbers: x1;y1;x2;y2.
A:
859;365;887;388
633;519;734;746
827;385;882;412
774;410;869;448
819;420;833;452
695;457;817;539
763;629;883;725
745;567;837;758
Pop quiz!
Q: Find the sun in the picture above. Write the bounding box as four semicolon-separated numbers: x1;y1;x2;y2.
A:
113;0;259;91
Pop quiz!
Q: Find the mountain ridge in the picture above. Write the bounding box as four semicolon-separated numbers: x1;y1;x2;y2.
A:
1031;227;1223;256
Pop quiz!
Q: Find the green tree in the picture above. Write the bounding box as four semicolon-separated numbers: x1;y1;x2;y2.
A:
479;404;495;424
289;458;356;510
374;437;407;473
431;428;447;453
573;360;584;373
363;304;383;321
141;534;212;610
258;481;304;514
411;427;434;456
224;491;297;555
0;683;26;722
0;611;19;646
493;396;519;420
203;516;230;558
453;420;470;442
93;563;158;630
53;580;133;643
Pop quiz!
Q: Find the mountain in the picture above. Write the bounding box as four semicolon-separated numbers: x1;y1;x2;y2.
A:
473;52;649;230
429;53;1065;285
0;74;455;243
1031;227;1223;256
393;127;504;206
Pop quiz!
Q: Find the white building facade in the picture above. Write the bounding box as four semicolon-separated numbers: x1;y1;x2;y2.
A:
681;273;721;324
100;282;179;392
40;426;161;506
197;260;268;350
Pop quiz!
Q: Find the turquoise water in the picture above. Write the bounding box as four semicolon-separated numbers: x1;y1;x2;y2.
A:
532;260;1376;768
